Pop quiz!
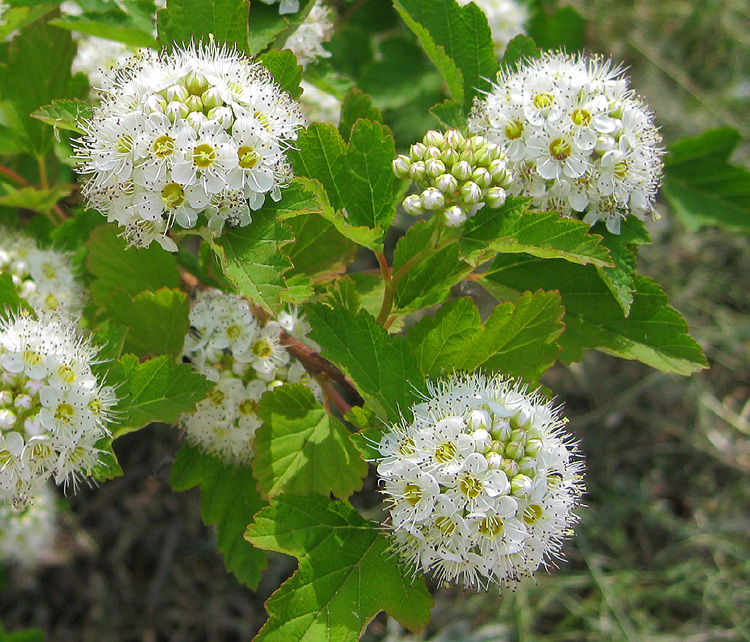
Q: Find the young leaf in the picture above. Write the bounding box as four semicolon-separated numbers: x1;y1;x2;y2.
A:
500;34;541;72
339;88;383;143
406;292;564;381
459;198;613;268
0;186;70;216
157;0;249;51
254;384;367;499
100;287;189;359
663;128;750;231
210;206;294;313
112;354;213;435
393;0;499;110
482;255;708;375
31;99;93;134
429;99;466;129
86;225;180;300
171;444;267;590
245;494;433;642
305;302;426;422
259;48;303;99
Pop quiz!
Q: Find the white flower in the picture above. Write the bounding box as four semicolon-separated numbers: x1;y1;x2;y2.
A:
469;52;664;232
283;0;334;69
0;484;58;567
0;228;85;320
259;0;300;14
0;315;117;509
378;372;584;591
457;0;528;57
179;290;320;465
76;41;305;250
72;36;136;98
298;81;341;125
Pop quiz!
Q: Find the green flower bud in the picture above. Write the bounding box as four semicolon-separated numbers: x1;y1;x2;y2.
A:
421;187;445;211
408;161;426;182
435;173;458;195
505;440;524;460
472;167;492;189
440;148;459;167
392;155;411;179
402;194;425;216
490;420;511;442
201;86;224;111
166;100;190;122
185;69;209;95
425;158;446;179
444;205;466;227
525;438;543;457
500;458;519;478
488;159;508;184
451;160;472;181
164;84;189;102
460;181;482;205
409;142;427;162
511;473;533;497
510;427;527;445
424;145;442;160
485;187;507;208
444;129;465;148
518;456;537;476
424;130;445;149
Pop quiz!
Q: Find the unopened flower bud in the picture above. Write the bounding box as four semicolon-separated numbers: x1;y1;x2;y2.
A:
488;159;508;182
518;456;537;476
424;130;445;149
491;420;511;441
435;173;458;195
440;148;459;167
444;129;465;147
500;457;519;478
402;194;425;216
487;452;503;469
595;134;615;155
467;409;490;431
511;473;533;497
471;168;492;189
460;181;482;205
485;187;507;208
409;143;427;162
165;83;189;102
166;100;190;122
207;106;233;129
424;146;442;160
444;205;467;227
144;94;167;114
505;440;524;460
451;160;472;181
510;427;527;445
409;161;426;182
421;187;445;211
185;94;204;113
474;145;493;166
0;390;12;407
469;134;487;151
425;158;446;178
13;394;32;410
392;155;411;179
201;86;224;111
0;409;16;430
459;149;476;165
525;438;543;457
473;428;492;452
185;69;209;95
187;111;208;130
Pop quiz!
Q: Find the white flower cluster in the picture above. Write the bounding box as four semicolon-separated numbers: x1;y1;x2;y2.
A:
0;484;57;567
284;0;334;69
0;229;85;319
259;0;300;15
378;372;584;591
180;290;321;465
393;130;514;227
469;52;664;233
72;36;135;97
76;42;305;251
458;0;528;57
0;315;117;509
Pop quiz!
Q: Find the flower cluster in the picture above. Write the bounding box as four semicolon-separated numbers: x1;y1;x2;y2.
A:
458;0;528;56
72;36;136;98
393;130;514;227
76;42;305;251
469;52;664;233
0;229;85;320
378;372;584;591
283;0;334;69
0;484;57;567
0;315;117;509
180;290;321;465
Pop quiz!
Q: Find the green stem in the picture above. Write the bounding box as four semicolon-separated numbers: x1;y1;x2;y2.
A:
37;156;48;191
375;251;393;326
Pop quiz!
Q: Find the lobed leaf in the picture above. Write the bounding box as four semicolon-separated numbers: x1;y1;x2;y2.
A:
157;0;249;50
171;444;267;589
31;99;92;134
245;493;433;642
259;48;303;99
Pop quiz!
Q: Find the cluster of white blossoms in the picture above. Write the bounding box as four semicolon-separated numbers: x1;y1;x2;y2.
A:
0;484;57;567
72;36;135;98
457;0;528;56
0;229;85;319
180;290;321;465
393;130;514;227
76;42;305;251
0;315;117;510
378;372;584;591
469;52;664;233
283;0;334;69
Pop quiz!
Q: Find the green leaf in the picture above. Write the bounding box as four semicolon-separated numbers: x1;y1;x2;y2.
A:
305;302;426;422
51;208;102;252
284;213;356;284
527;7;585;51
0;14;79;155
500;34;541;72
0;6;57;43
113;354;214;434
90;436;123;482
429;99;466;129
31;99;93;134
86;225;180;300
393;221;472;311
339;88;383;143
259;48;303;100
0;272;33;320
482;255;708;375
50;17;157;48
210;207;294;313
101;287;189;359
393;0;498;110
157;0;249;50
594;218;651;315
459;198;614;268
171;444;267;589
0;622;45;642
254;384;367;499
322;276;361;314
406;292;564;380
348;426;384;460
0;186;70;216
245;494;433;641
290;123;396;243
663;128;750;231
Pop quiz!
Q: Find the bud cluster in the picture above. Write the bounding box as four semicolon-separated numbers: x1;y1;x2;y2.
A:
180;290;321;465
378;372;584;591
0;229;84;319
469;51;664;234
393;129;514;227
0;483;58;567
0;315;117;509
76;42;305;251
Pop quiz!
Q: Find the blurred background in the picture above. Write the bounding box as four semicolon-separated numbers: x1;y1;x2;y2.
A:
1;0;749;640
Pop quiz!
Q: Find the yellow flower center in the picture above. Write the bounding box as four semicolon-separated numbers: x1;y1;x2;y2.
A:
549;138;572;161
404;483;423;506
192;143;216;169
505;120;524;140
572;108;592;126
434;441;457;464
208;388;226;406
238;145;259;169
226;324;242;340
55;403;74;423
58;364;75;384
152;135;175;158
523;504;544;524
161;182;185;209
479;515;504;537
116;135;134;154
252;340;272;358
460;474;483;499
238;399;258;416
533;92;554;109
